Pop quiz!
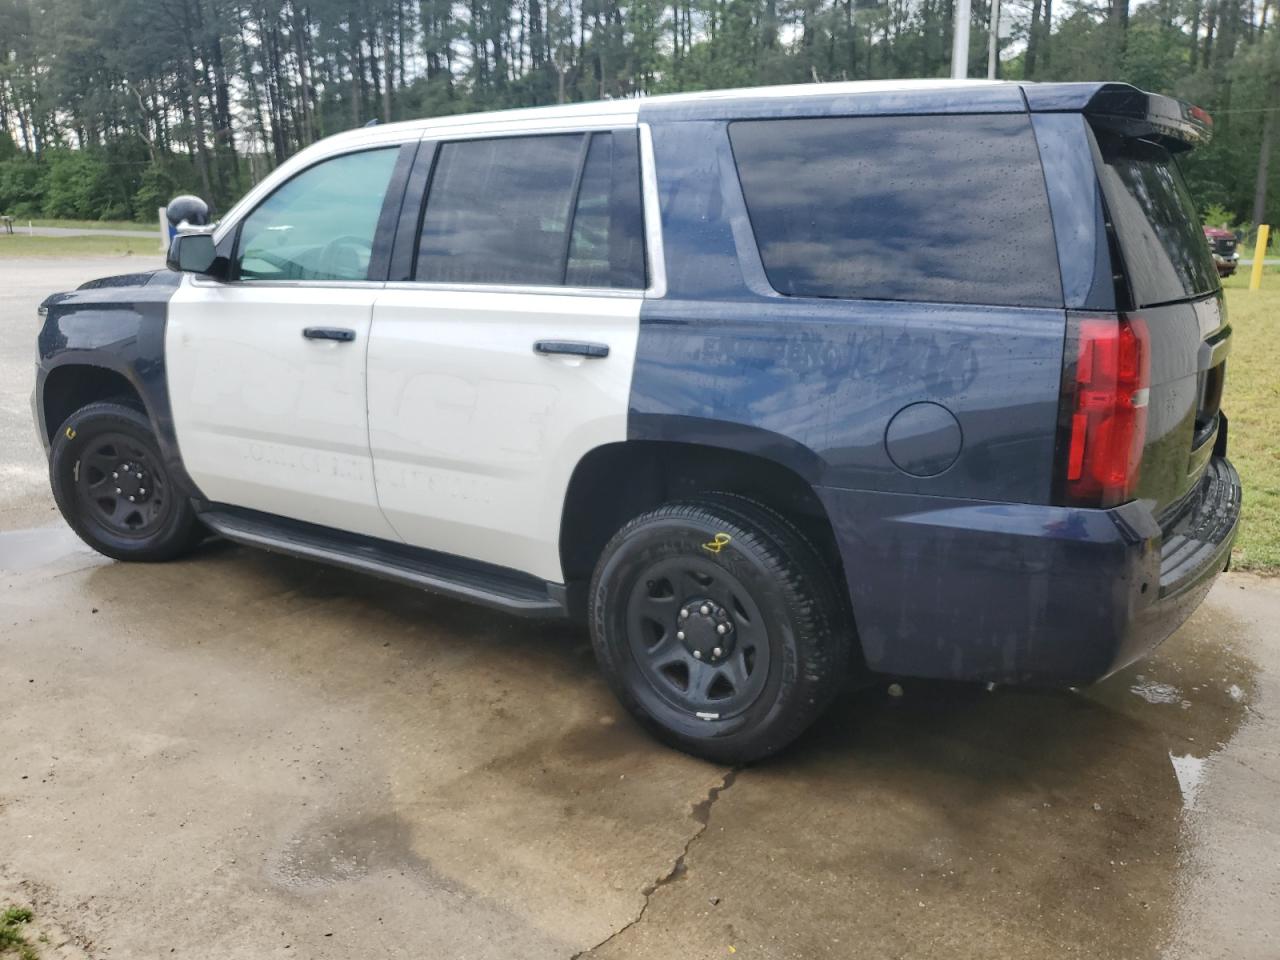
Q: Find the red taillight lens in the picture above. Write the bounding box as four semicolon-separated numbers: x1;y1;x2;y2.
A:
1061;315;1150;508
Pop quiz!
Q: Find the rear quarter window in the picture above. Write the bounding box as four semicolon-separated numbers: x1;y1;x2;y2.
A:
1091;131;1219;307
728;114;1063;308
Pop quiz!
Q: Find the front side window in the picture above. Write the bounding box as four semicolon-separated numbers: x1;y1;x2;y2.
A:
729;114;1063;307
236;148;399;282
416;131;645;288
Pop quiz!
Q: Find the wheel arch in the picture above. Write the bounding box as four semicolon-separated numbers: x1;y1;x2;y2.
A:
558;438;850;615
37;358;203;501
40;362;148;445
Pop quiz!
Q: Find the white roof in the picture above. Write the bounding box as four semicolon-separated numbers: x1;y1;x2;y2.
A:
337;78;1008;144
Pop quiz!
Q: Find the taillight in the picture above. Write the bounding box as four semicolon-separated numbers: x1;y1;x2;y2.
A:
1057;314;1150;508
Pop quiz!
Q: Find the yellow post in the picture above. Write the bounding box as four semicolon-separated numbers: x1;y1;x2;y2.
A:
1249;224;1270;291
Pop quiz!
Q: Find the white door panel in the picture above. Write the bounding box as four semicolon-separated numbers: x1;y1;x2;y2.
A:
167;279;399;540
368;288;641;582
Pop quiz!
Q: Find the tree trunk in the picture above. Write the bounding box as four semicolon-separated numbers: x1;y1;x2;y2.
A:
1203;1;1218;68
1253;74;1280;227
1189;0;1203;64
381;19;394;120
1026;0;1042;76
1041;0;1053;68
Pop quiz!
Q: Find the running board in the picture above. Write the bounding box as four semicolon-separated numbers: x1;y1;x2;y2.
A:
198;507;567;618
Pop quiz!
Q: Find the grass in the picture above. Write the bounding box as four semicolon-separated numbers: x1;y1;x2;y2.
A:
22;218;154;232
0;233;159;257
1219;274;1280;572
0;907;38;960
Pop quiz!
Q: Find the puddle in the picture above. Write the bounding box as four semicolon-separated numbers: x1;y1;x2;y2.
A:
273;811;452;891
1168;753;1206;810
1130;675;1187;706
0;524;94;573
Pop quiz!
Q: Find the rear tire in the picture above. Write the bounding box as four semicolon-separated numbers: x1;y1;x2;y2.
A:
49;401;202;562
589;495;852;763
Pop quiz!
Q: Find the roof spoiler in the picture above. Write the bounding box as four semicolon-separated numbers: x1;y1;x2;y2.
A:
1024;82;1212;152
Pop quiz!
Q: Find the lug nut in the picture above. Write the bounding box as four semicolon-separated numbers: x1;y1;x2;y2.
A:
676;631;685;641
716;624;727;635
115;487;122;494
139;488;146;495
700;604;710;615
128;496;135;502
693;650;703;659
112;471;118;479
713;647;722;657
679;608;689;619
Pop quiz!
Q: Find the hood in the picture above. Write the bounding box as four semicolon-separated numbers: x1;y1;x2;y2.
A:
40;268;180;313
76;269;165;291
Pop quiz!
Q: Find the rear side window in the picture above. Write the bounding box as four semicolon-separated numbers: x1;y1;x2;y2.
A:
1092;131;1218;306
567;133;647;288
729;115;1062;307
416;131;645;289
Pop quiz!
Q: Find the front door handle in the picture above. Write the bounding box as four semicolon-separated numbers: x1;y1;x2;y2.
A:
303;327;356;342
533;340;609;359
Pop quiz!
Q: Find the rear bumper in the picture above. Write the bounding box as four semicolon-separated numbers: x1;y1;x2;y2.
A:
818;456;1240;686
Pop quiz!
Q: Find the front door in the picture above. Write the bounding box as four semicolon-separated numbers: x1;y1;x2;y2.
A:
367;129;649;582
166;146;404;540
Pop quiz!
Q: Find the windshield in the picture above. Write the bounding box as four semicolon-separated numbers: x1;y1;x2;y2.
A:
1092;130;1219;307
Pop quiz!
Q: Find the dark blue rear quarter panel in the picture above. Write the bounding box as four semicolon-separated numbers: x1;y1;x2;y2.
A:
631;115;1067;503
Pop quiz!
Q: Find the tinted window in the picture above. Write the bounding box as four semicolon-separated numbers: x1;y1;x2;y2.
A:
237;148;398;282
729;115;1062;307
1092;132;1218;306
417;131;645;288
566;133;646;288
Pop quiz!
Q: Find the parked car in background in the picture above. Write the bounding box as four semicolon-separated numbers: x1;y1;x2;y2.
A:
33;79;1240;763
1205;226;1240;277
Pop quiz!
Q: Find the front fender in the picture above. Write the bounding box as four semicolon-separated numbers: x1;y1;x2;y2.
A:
35;270;200;498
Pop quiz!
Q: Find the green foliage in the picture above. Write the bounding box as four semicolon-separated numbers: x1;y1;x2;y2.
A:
0;905;37;960
41;151;114;220
0;158;46;217
1201;203;1237;230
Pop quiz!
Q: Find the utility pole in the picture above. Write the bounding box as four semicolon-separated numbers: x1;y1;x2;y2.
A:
987;0;1001;78
952;0;972;78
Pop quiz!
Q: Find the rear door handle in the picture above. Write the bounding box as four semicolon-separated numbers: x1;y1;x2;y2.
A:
303;327;356;342
533;340;609;359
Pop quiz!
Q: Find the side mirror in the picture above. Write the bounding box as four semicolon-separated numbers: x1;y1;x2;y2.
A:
167;232;219;276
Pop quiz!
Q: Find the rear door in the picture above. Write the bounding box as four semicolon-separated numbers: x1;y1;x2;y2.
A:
366;128;650;583
1089;127;1230;519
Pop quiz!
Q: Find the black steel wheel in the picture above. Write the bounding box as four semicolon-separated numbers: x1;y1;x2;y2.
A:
590;494;853;763
625;556;770;722
49;400;203;562
72;431;171;539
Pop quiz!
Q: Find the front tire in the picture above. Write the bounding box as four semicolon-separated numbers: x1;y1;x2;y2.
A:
589;496;852;763
49;401;202;562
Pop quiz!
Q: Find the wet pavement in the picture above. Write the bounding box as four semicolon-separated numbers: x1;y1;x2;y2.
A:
2;258;1279;958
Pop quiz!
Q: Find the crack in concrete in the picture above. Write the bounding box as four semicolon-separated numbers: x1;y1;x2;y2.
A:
572;767;739;959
